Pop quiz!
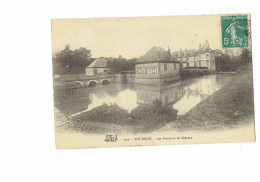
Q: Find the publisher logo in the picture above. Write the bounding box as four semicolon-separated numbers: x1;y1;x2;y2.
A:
104;135;118;142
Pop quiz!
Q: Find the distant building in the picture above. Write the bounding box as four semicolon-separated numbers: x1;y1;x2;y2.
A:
172;41;221;71
196;41;216;71
135;47;181;84
85;58;110;76
172;49;198;68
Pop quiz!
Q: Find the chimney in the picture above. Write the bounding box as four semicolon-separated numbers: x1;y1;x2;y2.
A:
167;46;171;60
205;40;209;48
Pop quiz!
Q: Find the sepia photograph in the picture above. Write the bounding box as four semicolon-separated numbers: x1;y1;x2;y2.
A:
2;0;260;181
52;14;255;148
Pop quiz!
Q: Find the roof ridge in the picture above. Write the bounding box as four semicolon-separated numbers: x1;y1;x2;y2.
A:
87;57;108;68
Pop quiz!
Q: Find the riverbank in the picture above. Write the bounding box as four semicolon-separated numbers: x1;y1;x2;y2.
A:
165;63;255;131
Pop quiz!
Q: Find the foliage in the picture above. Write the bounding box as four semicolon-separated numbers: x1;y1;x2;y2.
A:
130;99;178;125
69;99;177;133
216;48;252;72
71;103;130;125
53;45;93;75
53;45;138;75
241;48;252;63
107;57;138;73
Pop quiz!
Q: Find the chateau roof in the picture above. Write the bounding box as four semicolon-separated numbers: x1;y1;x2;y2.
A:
172;49;198;58
183;49;197;57
137;47;178;64
87;58;108;68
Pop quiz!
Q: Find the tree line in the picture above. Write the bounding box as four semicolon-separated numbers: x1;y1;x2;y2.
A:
52;45;137;75
216;48;252;72
106;56;137;73
52;45;251;75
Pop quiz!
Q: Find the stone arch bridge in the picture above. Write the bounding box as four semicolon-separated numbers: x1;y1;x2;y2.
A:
54;74;135;90
53;74;115;88
71;75;114;88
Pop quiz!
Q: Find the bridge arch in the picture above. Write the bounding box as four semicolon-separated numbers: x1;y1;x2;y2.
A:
74;81;83;86
88;80;98;88
101;79;110;86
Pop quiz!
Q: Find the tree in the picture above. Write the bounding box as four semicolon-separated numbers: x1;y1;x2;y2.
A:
241;48;251;63
52;45;92;75
107;57;138;73
216;48;251;72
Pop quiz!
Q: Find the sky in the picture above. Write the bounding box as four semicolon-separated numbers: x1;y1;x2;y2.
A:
51;15;223;59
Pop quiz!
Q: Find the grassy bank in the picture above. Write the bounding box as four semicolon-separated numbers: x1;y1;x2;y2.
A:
62;100;177;133
165;63;254;131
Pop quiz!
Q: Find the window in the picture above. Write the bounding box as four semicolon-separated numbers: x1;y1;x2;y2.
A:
136;68;143;74
187;63;189;67
199;61;201;67
150;68;158;74
174;63;177;70
164;63;167;71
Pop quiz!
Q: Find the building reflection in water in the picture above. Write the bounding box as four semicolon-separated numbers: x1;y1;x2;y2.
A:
132;82;182;133
136;82;182;106
54;74;233;133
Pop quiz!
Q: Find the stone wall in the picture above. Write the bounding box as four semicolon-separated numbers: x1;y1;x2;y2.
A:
113;74;135;83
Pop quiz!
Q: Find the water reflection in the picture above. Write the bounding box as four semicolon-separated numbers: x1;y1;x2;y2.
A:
55;74;233;117
54;87;91;116
174;75;227;115
54;74;233;133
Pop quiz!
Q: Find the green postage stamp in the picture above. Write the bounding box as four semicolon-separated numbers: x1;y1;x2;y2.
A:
221;15;249;48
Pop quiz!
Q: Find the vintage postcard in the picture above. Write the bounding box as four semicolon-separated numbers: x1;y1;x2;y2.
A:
52;14;255;149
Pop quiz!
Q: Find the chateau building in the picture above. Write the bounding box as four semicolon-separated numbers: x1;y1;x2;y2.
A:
172;41;221;71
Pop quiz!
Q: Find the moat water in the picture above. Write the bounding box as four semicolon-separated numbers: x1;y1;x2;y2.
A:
54;74;233;118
